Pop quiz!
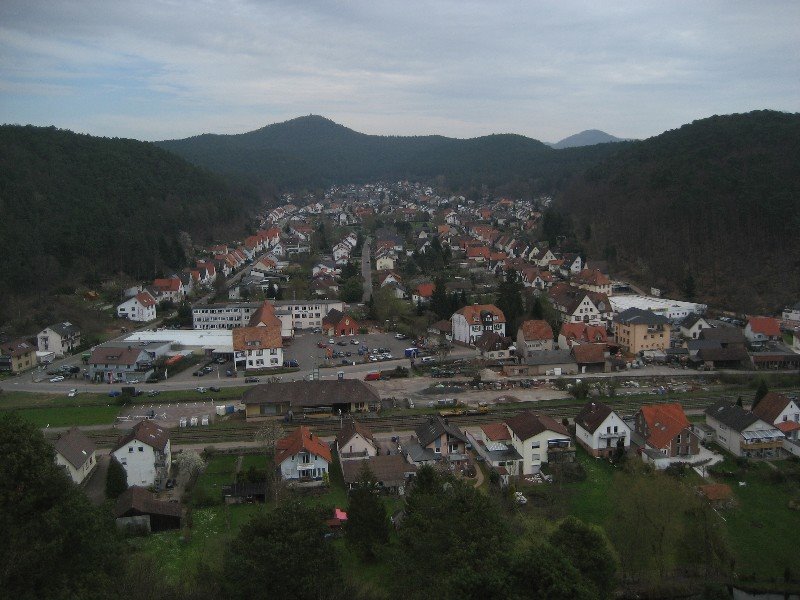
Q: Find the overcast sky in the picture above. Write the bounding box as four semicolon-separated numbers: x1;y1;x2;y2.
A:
1;1;798;142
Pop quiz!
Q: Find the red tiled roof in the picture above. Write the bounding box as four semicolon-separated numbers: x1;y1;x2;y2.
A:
275;426;332;465
572;268;610;286
232;326;282;351
639;403;690;450
153;278;181;292
481;422;511;441
519;320;553;341
135;292;156;308
752;392;792;425
747;317;781;337
571;343;607;364
415;283;435;298
777;421;800;433
455;304;506;324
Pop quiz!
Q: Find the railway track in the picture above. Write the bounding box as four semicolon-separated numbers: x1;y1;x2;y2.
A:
79;392;767;447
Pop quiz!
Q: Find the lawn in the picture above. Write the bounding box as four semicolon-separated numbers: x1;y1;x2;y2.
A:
11;405;120;427
0;390;112;409
564;448;618;526
130;503;264;584
712;460;800;583
193;454;239;500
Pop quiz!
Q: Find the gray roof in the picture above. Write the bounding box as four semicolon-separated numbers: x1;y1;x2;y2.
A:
521;350;575;366
705;400;760;432
404;439;440;463
615;307;669;326
414;416;467;448
341;454;417;487
680;313;707;329
54;427;96;469
47;322;80;337
242;380;380;409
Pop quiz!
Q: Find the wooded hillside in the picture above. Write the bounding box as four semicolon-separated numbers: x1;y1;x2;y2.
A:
0;125;257;298
559;110;800;313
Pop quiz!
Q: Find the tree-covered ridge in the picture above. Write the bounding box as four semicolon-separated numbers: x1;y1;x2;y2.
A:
0;125;257;296
156;115;629;193
559;110;800;313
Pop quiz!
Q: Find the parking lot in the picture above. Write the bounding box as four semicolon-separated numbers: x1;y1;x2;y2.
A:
282;331;438;371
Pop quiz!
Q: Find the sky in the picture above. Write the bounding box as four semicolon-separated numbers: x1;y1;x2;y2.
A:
1;1;798;142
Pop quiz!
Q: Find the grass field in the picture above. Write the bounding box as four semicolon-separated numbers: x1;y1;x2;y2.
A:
564;448;618;526
710;458;800;582
12;405;120;427
193;454;239;501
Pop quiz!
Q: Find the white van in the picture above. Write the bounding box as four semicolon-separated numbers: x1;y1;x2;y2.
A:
420;356;435;364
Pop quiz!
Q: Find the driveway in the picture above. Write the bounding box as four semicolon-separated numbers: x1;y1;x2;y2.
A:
83;454;110;506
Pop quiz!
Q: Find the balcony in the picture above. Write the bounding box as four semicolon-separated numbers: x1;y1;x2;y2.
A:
741;440;783;451
599;432;625;439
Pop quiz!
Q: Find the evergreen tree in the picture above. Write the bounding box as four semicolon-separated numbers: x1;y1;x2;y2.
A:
346;463;390;561
106;456;128;499
753;379;769;408
430;276;449;319
496;269;524;332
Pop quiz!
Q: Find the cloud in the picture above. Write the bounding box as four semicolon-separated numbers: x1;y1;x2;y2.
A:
0;0;798;141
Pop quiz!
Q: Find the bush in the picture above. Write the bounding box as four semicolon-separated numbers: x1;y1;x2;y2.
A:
106;457;128;499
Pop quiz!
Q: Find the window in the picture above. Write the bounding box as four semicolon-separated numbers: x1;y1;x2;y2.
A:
531;441;540;448
139;447;144;452
128;447;133;453
606;426;611;433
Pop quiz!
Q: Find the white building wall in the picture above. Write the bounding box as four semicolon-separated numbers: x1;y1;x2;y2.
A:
55;451;97;485
338;433;377;460
279;454;330;480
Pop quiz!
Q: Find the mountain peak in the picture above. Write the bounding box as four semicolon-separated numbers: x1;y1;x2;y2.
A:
550;129;629;149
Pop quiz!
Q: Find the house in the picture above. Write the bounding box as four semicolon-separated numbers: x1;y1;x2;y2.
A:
782;301;800;322
744;317;781;344
88;345;153;383
474;331;514;360
0;339;37;373
412;282;436;305
333;241;352;262
571;343;610;373
336;419;378;461
614;308;670;355
321;309;359;337
151;277;184;303
517;320;554;356
111;420;171;488
451;304;506;345
557;322;608;350
232;326;283;371
243;380;381;419
53;427;97;485
634;403;698;458
547;283;612;326
114;487;182;532
680;313;711;340
117;291;157;322
466;422;523;481
574;402;631;458
704;400;784;459
405;416;469;467
572;269;611;295
37;322;81;358
691;327;751;370
275;426;331;483
752;392;800;441
504;411;574;475
341;455;417;495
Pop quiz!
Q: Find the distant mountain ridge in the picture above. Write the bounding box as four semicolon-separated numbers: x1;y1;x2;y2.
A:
156;115;629;193
548;129;631;149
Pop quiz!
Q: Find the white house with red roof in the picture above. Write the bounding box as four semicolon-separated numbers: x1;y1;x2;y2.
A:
744;317;781;343
451;304;506;345
117;291;157;322
275;426;332;483
151;277;184;303
753;392;800;441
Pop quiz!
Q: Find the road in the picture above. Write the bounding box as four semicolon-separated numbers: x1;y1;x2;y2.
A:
361;236;372;302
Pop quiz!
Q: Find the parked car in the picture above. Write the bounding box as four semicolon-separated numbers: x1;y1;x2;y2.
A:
128;379;140;384
328;338;335;344
108;390;121;397
226;368;236;377
337;340;347;346
67;389;78;397
244;377;259;383
395;333;408;340
49;375;65;382
196;387;207;393
214;357;227;364
364;372;381;381
283;359;299;368
192;370;205;377
350;339;360;345
147;390;160;397
209;386;221;392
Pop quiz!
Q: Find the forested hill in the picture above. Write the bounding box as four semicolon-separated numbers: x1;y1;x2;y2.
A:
156;115;628;193
549;129;629;149
559;110;800;313
0;125;257;297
